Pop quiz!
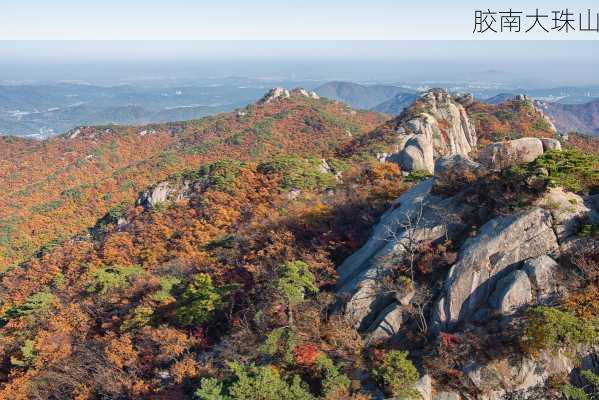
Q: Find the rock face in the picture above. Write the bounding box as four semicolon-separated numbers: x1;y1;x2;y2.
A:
522;255;559;302
478;138;544;170
137;179;192;209
390;89;477;174
463;346;596;400
536;187;589;244
540;138;562;152
432;207;558;330
432;154;486;195
337;179;475;331
365;303;403;342
434;392;460;400
488;270;532;314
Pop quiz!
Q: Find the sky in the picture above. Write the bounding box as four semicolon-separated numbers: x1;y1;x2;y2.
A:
0;1;598;85
2;0;599;40
0;41;598;86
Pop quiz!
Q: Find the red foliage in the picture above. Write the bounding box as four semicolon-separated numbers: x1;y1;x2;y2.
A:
293;344;322;367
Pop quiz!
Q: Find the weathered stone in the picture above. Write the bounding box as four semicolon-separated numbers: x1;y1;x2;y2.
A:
540;138;562;152
536;187;589;243
488;270;532;314
137;180;192;209
365;303;403;342
587;194;599;225
478;138;544;170
260;87;290;103
397;135;435;174
434;392;460;400
337;179;472;329
432;154;486;194
389;89;477;173
432;207;558;330
522;255;559;302
416;374;432;400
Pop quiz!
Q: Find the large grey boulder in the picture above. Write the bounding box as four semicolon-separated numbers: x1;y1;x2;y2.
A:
396;135;435;174
432;154;486;195
488;270;532;314
432;207;558;330
522;255;559;302
478;138;544;170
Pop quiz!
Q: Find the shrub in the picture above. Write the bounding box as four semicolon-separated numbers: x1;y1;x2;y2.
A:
405;170;433;182
257;156;335;191
120;306;155;332
86;265;144;295
275;261;318;325
314;355;351;398
10;340;36;367
175;273;224;327
531;149;599;194
151;275;181;303
259;327;297;365
199;160;246;193
371;350;420;398
195;362;315;400
521;306;598;354
562;369;599;400
195;377;228;400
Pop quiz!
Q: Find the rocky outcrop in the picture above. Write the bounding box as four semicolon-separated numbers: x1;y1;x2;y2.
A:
260;87;291;103
137;179;193;209
260;87;320;103
464;346;597;400
390;89;477;174
432;207;558;330
478;138;544;171
337;180;460;329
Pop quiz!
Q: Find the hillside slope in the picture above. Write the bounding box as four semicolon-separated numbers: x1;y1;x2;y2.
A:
0;88;596;400
0;89;389;268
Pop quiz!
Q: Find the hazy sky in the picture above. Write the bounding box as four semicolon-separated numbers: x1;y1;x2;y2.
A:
1;41;598;63
2;0;599;40
0;41;598;86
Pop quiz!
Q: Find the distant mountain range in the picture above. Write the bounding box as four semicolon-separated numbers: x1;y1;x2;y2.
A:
314;81;417;110
0;82;281;138
536;98;599;136
371;93;419;114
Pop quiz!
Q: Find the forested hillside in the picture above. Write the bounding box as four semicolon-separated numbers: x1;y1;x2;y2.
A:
0;89;597;400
